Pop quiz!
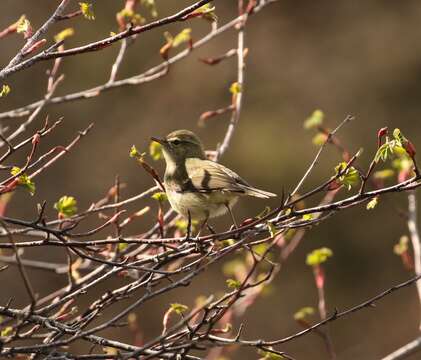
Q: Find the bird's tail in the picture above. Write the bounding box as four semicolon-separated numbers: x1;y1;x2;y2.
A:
244;186;277;199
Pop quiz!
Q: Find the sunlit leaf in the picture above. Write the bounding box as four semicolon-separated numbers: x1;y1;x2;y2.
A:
366;196;378;210
226;278;241;289
10;167;35;195
54;195;77;217
0;85;10;98
304;109;324;129
54;28;74;42
149;141;163;161
306;247;333;266
170;303;188;315
394;235;409;256
294;306;315;321
79;2;95;20
151;192;167;202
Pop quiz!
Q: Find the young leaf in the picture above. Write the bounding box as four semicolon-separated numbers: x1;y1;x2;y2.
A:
306;247;333;266
129;145;141;158
375;140;397;163
172;28;192;47
366;196;378;210
191;3;217;22
151;192;167;202
226;278;241;289
394;235;409;256
149;141;163;161
294;306;315;321
116;8;145;27
79;2;95;20
170;303;188;315
304;109;324;129
141;0;158;18
16;17;32;37
54;28;75;42
334;162;359;190
10;167;35;195
229;82;242;95
312;133;328;146
54;196;78;217
373;169;395;180
257;349;285;360
302;214;313;221
1;326;13;337
174;218;198;232
118;242;128;252
220;238;235;247
0;85;10;98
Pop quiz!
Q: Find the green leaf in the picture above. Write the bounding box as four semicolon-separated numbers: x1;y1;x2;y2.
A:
312;132;327;146
79;2;95;20
54;196;77;217
172;28;192;47
151;192;167;202
149;141;163;161
373;169;395;180
334;162;359;190
304;109;324;130
229;82;242;95
294;306;315;321
374;137;404;163
0;84;10;98
220;238;235;247
117;8;145;25
226;278;241;289
174;218;198;232
129;145;141;158
1;326;13;337
366;197;378;210
170;303;188;315
54;28;74;42
10;167;35;195
306;247;333;266
253;243;269;256
222;259;245;276
16;17;31;35
118;242;128;251
141;0;158;18
257;349;285;360
302;214;313;221
394;235;409;255
392;157;413;172
192;3;217;22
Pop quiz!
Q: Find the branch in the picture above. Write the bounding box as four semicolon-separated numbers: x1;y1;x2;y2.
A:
0;0;213;81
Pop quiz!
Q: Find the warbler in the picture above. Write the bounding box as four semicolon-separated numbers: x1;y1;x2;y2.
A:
151;130;276;229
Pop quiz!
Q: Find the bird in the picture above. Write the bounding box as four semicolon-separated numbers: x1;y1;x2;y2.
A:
151;129;276;234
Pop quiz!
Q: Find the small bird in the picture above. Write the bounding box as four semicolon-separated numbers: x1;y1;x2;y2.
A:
151;130;276;233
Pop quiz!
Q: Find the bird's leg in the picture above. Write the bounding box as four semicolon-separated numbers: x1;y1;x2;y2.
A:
225;203;238;229
193;215;209;253
185;210;192;241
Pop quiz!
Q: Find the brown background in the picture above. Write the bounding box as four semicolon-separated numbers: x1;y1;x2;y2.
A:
1;1;421;359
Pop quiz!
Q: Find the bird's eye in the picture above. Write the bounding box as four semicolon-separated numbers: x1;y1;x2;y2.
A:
172;139;181;145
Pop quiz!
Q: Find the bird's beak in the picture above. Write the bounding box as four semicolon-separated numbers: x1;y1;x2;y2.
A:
151;136;167;145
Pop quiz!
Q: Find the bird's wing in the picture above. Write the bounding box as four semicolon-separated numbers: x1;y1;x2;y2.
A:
184;159;277;198
184;159;249;194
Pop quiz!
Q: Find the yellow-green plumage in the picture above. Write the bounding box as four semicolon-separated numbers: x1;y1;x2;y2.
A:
151;130;276;222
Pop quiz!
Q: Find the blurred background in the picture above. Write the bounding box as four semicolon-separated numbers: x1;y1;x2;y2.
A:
1;0;421;358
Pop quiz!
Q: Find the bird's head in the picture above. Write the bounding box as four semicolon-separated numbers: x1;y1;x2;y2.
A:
151;129;206;164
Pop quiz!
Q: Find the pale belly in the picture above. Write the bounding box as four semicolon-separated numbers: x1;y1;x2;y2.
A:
166;189;239;221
